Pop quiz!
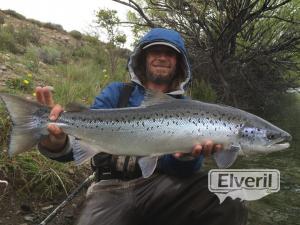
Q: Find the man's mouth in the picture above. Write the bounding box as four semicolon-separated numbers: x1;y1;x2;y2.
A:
153;64;170;68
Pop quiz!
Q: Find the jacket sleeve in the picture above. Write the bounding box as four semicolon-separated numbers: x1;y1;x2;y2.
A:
158;154;204;177
38;82;123;162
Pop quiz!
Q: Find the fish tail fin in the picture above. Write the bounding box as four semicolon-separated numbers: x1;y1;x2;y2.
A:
0;93;47;156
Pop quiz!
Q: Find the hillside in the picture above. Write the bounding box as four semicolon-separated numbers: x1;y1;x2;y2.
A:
0;9;129;225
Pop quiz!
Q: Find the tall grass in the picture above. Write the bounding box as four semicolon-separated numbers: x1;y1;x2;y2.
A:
50;61;111;105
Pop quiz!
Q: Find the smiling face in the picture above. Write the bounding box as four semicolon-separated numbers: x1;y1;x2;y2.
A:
145;45;178;85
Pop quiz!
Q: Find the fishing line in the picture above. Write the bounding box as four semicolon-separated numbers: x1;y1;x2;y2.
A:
38;173;95;225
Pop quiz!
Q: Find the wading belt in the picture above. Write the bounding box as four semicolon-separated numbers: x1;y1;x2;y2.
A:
92;83;142;181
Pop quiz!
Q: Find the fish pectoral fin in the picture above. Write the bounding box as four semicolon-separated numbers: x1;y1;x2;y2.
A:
138;156;158;178
73;138;102;165
213;145;240;168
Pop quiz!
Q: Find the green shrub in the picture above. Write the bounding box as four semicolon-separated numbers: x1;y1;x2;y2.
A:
0;25;21;53
38;46;61;65
42;22;65;32
27;18;43;27
0;15;5;24
15;25;41;46
0;24;40;53
69;30;82;40
3;9;26;20
189;79;217;102
24;47;40;72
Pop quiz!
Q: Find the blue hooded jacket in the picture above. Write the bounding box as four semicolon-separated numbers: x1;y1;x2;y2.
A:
91;28;203;176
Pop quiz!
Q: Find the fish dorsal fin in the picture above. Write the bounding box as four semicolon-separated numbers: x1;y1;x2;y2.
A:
213;145;241;168
65;102;89;112
141;89;177;107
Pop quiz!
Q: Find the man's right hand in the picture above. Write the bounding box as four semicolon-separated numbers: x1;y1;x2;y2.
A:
36;86;67;153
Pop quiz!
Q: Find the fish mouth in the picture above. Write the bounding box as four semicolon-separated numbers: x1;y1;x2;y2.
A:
268;139;291;150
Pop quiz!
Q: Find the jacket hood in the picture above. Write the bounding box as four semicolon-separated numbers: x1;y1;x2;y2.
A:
128;28;191;95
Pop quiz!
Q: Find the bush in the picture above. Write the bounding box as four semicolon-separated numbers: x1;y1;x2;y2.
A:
0;24;40;53
24;47;40;72
42;22;65;32
0;25;21;53
38;46;61;65
190;79;217;102
3;9;26;20
0;14;5;24
27;18;43;27
69;30;82;40
15;25;41;46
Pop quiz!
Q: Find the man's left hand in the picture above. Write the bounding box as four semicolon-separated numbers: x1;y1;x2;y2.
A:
173;141;222;159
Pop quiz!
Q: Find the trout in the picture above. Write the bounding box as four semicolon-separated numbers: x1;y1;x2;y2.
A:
0;92;291;177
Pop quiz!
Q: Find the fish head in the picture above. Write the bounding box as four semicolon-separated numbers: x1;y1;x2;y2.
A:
238;118;292;154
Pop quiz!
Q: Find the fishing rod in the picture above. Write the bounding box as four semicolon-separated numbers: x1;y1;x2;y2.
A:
38;173;95;225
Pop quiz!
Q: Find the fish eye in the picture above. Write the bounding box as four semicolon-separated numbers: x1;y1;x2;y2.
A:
266;132;280;140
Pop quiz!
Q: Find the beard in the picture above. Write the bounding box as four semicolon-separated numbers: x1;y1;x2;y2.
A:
145;66;176;85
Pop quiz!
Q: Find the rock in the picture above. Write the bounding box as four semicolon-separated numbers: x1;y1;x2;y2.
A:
24;215;34;222
41;205;54;211
0;64;7;71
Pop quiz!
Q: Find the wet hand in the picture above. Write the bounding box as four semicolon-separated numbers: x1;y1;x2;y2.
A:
35;86;67;152
173;141;223;159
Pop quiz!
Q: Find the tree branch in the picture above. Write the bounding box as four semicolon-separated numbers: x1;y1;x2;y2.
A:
111;0;157;27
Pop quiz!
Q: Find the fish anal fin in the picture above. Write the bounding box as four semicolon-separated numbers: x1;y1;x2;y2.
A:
213;145;240;168
138;156;158;178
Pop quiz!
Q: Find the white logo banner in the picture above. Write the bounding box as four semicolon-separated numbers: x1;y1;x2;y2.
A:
208;169;280;203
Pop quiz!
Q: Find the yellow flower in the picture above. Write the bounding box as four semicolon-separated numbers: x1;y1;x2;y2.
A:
102;69;107;73
27;73;33;78
32;93;36;97
104;74;108;78
23;79;29;85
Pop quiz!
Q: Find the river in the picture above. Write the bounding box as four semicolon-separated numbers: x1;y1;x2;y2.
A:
204;93;300;225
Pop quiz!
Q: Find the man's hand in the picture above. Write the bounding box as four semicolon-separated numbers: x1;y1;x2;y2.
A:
36;86;67;153
173;141;222;159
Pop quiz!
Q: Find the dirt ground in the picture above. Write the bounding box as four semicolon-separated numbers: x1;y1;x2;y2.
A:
0;183;88;225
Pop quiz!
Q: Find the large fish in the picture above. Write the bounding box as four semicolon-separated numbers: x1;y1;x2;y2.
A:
0;92;291;177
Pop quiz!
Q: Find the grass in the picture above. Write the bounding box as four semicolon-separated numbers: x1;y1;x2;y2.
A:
0;14;128;199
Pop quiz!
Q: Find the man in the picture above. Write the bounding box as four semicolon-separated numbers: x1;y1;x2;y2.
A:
36;28;247;225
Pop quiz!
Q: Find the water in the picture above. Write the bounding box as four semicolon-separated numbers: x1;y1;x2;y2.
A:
203;93;300;225
236;93;300;225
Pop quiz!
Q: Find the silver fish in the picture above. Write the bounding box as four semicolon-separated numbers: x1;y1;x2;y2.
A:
0;92;291;177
